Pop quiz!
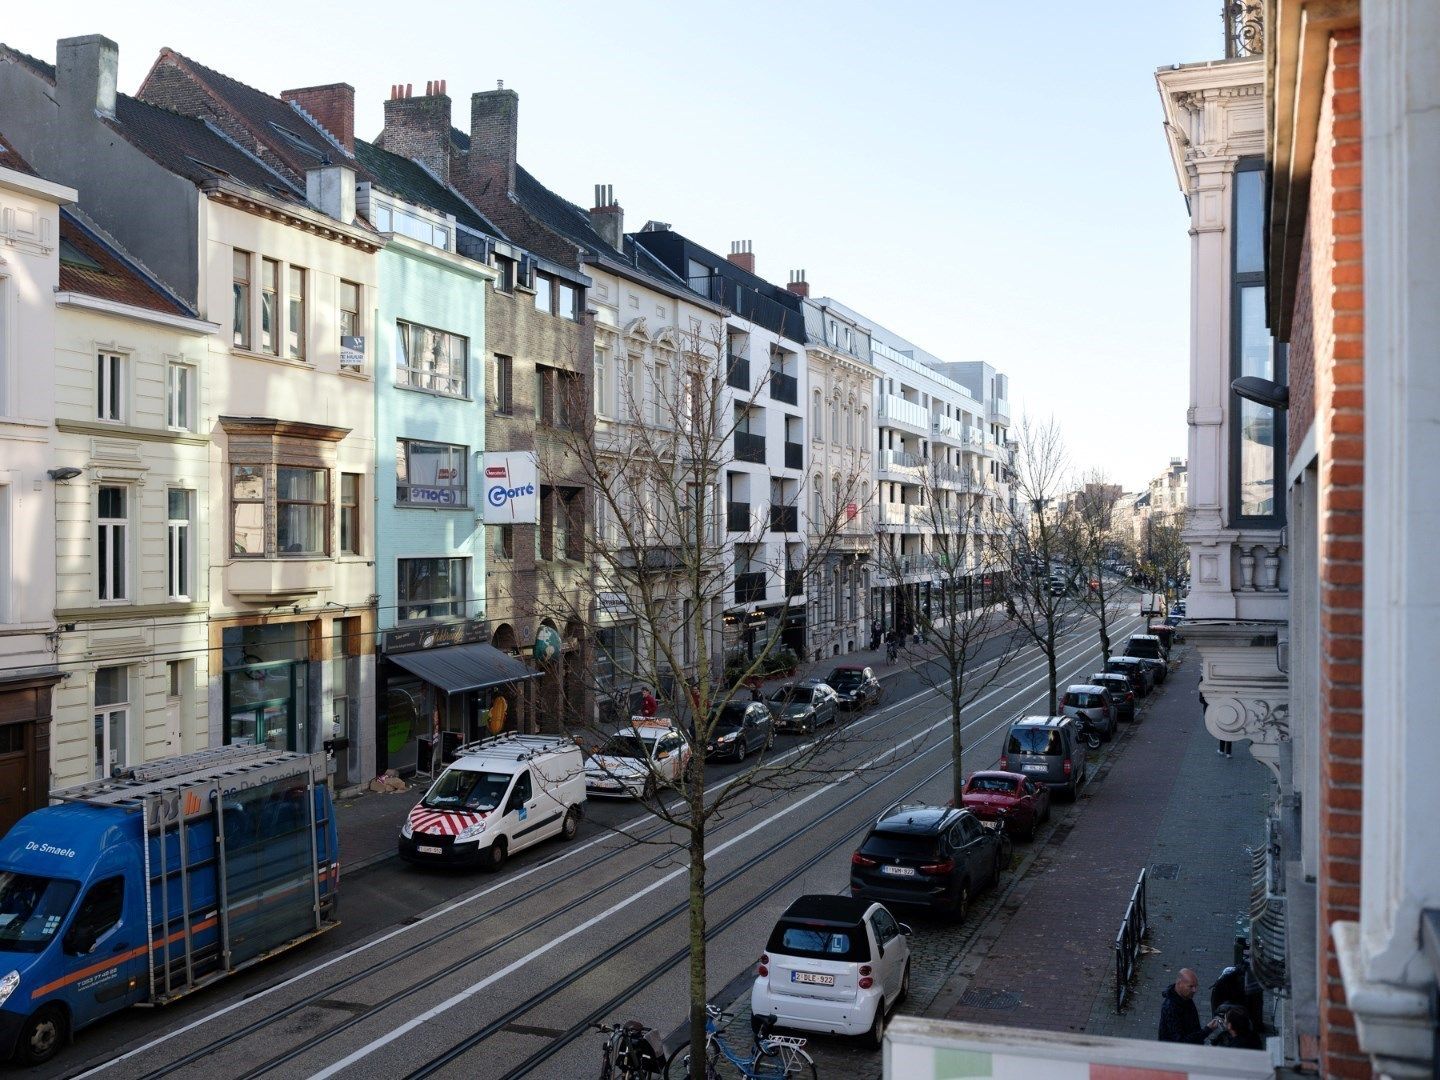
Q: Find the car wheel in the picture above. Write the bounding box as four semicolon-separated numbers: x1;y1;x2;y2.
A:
642;777;657;801
16;1005;66;1066
1101;718;1114;743
560;806;580;841
484;838;507;872
952;882;970;923
865;999;886;1049
1065;779;1078;802
766;730;774;750
736;738;747;763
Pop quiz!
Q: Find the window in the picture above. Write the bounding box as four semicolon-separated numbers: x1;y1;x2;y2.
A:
534;273;553;313
231;465;266;556
397;557;468;621
93;667;128;779
339;280;359;343
830;400;839;443
845;406;854;447
167;488;193;600
494;255;515;293
396;440;467;506
64;875;124;955
96;352;124;422
334;473;360;555
812;391;822;436
166;362;195;430
260;257;280;354
594;347;609;417
535;366;553;425
495;355;513;415
97;486;127;601
287;267;306;359
490;523;514;559
232;250;251;348
396;320;468;396
557;280;579;321
277;467;328;554
654;361;670;425
618;355;636;417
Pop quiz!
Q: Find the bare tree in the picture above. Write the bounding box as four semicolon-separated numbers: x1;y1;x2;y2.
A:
1064;470;1126;662
533;320;871;1056
1000;415;1073;713
1138;508;1187;611
874;457;1020;806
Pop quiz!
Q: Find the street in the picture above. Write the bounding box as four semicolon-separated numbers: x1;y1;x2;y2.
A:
42;609;1146;1079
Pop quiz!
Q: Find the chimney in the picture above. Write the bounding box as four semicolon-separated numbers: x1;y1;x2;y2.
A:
381;81;452;184
307;163;357;226
786;270;809;298
727;240;754;275
466;85;519;199
589;184;623;251
283;83;355;156
57;34;119;120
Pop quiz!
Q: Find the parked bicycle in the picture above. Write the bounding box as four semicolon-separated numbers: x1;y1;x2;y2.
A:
664;1006;817;1079
885;637;899;664
595;1019;666;1079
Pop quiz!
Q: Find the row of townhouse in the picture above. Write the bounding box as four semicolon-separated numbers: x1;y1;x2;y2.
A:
0;35;1014;831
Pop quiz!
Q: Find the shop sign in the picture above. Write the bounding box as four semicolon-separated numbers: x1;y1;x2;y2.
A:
405;486;461;506
340;336;365;367
383;619;487;654
481;452;538;524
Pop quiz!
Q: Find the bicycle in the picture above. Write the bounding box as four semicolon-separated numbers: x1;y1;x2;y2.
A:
885;638;899;664
594;1019;666;1079
664;1006;817;1079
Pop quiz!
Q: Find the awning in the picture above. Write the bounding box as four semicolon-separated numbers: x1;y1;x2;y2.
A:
385;642;542;695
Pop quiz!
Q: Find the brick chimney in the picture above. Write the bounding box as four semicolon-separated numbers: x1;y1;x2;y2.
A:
589;184;623;251
786;270;809;298
283;83;355;156
467;84;519;199
382;80;452;184
727;240;754;275
57;34;118;121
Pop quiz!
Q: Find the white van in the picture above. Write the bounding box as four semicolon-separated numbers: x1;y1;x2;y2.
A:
399;733;586;870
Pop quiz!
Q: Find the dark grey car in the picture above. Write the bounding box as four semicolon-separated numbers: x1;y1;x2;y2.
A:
999;716;1088;800
766;680;839;734
704;700;774;761
849;805;1004;920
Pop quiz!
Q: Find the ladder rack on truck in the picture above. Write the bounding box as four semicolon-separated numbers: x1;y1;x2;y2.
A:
451;732;578;762
49;746;338;1004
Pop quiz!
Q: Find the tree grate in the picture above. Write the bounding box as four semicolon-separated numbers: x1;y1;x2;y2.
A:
959;987;1023;1010
1150;863;1180;880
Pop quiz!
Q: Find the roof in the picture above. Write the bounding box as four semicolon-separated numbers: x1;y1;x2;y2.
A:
59;207;196;317
354;139;505;239
385;641;542;695
0;129;37;175
0;44;55;83
874;804;959;834
968;771;1028;782
1064;684;1107;694
779;894;876;924
1011;715;1067;727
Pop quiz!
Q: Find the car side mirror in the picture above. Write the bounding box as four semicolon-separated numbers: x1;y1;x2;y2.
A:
899;923;913;936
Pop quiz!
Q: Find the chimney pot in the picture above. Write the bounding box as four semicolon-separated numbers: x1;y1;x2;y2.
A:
382;83;453;183
57;34;119;121
283;83;356;155
726;240;755;274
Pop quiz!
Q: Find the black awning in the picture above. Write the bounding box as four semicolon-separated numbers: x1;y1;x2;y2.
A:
385;642;541;695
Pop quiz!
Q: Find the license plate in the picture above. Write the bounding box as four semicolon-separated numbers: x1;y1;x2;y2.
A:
791;971;835;986
417;845;443;855
1022;764;1048;772
881;865;917;877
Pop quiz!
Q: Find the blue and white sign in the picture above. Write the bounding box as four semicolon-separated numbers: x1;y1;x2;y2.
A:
481;451;539;524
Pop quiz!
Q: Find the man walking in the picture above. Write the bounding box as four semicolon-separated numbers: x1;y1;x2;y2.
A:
1158;968;1220;1044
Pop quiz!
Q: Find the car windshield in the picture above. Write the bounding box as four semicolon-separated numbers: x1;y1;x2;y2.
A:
966;776;1019;795
827;670;863;689
860;830;941;860
767;688;810;708
709;704;748;734
423;769;512;812
0;871;80;954
1007;728;1062;754
1065;692;1106;708
599;734;651;759
767;920;869;962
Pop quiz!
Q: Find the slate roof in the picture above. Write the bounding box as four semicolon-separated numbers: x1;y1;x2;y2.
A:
59;207;196;317
0;129;38;175
0;45;55;83
354;139;506;239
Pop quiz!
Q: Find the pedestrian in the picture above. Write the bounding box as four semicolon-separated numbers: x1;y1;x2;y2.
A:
1201;691;1231;756
1208;964;1248;1017
747;675;764;702
639;686;658;718
870;619;883;651
1215;1006;1264;1050
1158;968;1220;1044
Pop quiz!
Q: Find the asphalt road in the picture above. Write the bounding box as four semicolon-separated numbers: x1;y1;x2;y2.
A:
39;605;1146;1080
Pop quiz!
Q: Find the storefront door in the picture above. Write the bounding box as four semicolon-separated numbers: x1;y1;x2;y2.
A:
0;726;30;836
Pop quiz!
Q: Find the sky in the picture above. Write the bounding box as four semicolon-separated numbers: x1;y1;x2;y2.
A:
6;1;1220;491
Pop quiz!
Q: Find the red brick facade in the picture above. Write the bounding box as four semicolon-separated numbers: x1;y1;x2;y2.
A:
1284;29;1370;1080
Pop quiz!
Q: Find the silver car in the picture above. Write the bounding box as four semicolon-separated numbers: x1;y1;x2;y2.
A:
1060;684;1117;742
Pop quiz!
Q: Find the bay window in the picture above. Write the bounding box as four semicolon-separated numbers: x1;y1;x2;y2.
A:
277;467;328;555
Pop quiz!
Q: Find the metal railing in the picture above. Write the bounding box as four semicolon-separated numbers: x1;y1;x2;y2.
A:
769;504;799;533
726;356;749;391
768;371;798;405
734;430;765;464
1115;867;1150;1012
734;571;766;604
726;501;751;533
784;440;803;470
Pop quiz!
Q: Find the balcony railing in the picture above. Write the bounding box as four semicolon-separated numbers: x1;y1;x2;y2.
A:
878;449;923;472
1224;0;1264;58
727;501;751;533
734;431;766;464
932;414;965;440
785;570;804;597
768;371;798;405
769;504;799;533
784;441;803;470
877;502;922;527
726;356;749;391
989;398;1011;425
734;571;767;605
878;393;929;433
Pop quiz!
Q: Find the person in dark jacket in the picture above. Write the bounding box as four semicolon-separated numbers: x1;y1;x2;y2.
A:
1159;968;1220;1044
1216;1006;1264;1050
1209;964;1248;1016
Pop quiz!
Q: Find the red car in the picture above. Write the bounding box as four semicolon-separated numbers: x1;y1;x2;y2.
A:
961;771;1051;841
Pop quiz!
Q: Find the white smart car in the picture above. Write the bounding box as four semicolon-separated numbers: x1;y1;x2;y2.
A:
751;894;911;1049
584;717;691;799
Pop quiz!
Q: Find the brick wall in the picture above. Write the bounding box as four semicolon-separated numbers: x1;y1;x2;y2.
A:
281;84;354;155
1290;28;1369;1080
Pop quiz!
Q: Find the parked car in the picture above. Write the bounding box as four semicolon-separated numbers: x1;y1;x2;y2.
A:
1060;684;1118;742
766;680;839;734
998;716;1089;801
826;665;881;711
1105;655;1156;696
583;718;691;799
1146;623;1176;655
960;771;1051;841
1125;635;1170;684
850;804;1004;920
751;894;911;1048
1091;671;1137;722
704;700;774;761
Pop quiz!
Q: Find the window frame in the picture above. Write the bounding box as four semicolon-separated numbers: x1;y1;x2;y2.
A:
286;266;306;360
340;472;361;555
97;485;128;602
495;354;514;415
396;439;469;508
275;466;329;557
396;556;470;623
93;666;129;780
260;256;280;355
96;351;125;423
533;272;554;314
395;319;469;398
594;346;609;418
230;464;267;558
232;249;251;349
165;360;196;431
166;487;193;601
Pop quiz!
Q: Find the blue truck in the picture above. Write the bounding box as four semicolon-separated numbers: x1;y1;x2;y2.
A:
0;746;339;1064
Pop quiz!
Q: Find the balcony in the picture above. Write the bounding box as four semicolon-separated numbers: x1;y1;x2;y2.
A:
726;357;749;391
768;371;798;405
878;393;929;434
769;504;799;533
961;428;985;450
785;570;804;597
226;557;332;603
989;398;1010;425
784;441;804;470
878;449;923;475
932;414;965;441
734;571;767;605
877;502;923;528
734;430;766;464
727;501;751;533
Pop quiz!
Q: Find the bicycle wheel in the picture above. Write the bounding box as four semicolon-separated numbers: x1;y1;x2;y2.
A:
754;1045;818;1080
665;1040;724;1079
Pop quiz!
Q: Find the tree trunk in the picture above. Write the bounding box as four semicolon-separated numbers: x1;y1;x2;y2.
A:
950;672;965;807
687;798;708;1063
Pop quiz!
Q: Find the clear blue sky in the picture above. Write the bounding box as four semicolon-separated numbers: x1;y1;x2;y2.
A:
8;1;1222;491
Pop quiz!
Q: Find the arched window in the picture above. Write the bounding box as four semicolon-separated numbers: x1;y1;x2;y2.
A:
812;476;823;526
860;407;869;448
844;406;853;447
812;391;823;436
830;400;839;443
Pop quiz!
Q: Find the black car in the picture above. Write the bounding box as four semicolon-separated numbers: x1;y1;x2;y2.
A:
766;680;839;734
826;665;881;711
704;700;774;761
1105;656;1154;696
1090;672;1136;722
850;804;1004;920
